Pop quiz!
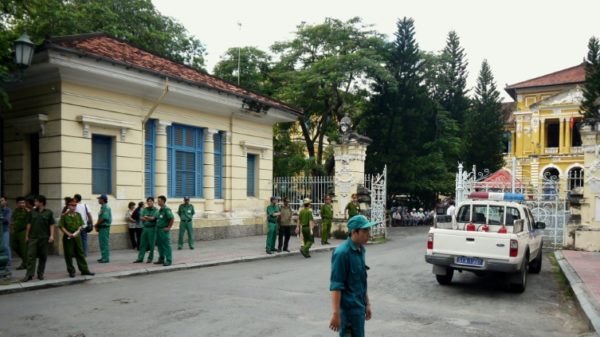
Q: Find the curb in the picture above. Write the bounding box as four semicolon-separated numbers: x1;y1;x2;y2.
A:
554;251;600;337
0;245;339;296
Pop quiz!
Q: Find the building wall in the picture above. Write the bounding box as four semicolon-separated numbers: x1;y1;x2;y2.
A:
3;80;276;253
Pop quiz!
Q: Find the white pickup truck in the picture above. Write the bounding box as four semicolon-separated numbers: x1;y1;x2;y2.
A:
425;194;546;293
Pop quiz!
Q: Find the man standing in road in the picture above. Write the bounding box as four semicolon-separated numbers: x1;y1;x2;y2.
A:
11;197;29;270
320;195;333;245
155;195;174;266
329;215;376;337
177;196;195;250
296;198;314;258
133;197;159;263
265;196;280;254
95;194;112;263
277;198;292;253
22;195;55;282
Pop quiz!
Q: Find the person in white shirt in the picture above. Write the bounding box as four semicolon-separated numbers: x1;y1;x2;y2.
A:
74;194;92;256
446;200;456;218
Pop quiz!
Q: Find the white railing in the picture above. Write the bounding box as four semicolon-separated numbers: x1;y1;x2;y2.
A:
544;147;559;154
571;146;584;154
272;176;334;215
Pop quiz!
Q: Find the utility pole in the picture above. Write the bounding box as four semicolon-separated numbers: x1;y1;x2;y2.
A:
237;21;242;86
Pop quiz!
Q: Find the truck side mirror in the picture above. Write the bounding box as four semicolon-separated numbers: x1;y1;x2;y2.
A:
534;222;546;229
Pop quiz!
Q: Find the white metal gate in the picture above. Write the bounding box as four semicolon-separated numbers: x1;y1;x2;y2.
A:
364;166;387;239
455;163;568;249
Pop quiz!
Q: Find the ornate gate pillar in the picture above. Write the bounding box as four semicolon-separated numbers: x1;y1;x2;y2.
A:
332;115;372;219
575;123;600;250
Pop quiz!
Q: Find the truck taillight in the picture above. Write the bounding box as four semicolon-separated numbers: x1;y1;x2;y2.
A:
509;239;518;257
427;233;434;250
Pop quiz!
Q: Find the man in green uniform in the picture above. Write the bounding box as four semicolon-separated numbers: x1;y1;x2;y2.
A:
134;197;159;263
95;194;112;263
177;196;195;250
22;195;55;282
58;198;94;277
296;198;314;258
265;196;280;254
11;197;29;270
329;215;376;337
320;195;333;245
155;195;174;266
345;193;360;220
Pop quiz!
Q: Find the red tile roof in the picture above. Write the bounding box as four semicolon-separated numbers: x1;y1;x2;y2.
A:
505;63;585;99
46;33;301;115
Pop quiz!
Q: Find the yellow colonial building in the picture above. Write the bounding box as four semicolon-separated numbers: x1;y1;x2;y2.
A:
1;34;299;252
504;64;586;195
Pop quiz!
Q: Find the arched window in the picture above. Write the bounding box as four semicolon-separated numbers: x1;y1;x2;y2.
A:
568;167;584;191
542;167;560;196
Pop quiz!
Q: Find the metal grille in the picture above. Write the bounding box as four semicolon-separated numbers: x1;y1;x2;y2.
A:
364;166;387;239
272;176;334;214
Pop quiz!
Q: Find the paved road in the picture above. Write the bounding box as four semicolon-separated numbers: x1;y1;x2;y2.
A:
0;227;593;337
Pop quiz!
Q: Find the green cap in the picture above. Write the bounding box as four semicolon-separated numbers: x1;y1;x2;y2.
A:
347;215;377;230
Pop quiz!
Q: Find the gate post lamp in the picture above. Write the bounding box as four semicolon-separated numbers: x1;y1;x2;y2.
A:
0;32;35;279
1;32;35;83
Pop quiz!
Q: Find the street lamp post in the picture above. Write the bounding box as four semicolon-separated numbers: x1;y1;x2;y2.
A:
0;32;35;279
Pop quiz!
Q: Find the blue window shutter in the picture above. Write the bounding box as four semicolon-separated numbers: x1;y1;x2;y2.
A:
247;154;256;197
213;132;223;199
92;135;112;194
167;125;174;197
144;120;155;198
196;128;204;198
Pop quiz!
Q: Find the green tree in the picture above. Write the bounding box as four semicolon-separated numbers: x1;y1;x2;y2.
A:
365;17;452;205
213;46;273;95
270;17;389;171
582;36;600;121
1;0;206;107
436;31;470;124
463;60;504;172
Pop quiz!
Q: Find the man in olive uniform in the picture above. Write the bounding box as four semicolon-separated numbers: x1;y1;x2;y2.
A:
133;197;159;263
11;197;29;270
155;195;174;266
177;196;195;250
58;198;94;277
345;193;360;220
22;195;55;282
95;194;112;263
320;195;333;245
296;198;314;258
265;196;280;254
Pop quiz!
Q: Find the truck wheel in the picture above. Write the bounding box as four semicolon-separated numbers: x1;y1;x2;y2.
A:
510;256;528;293
529;246;543;274
436;269;454;285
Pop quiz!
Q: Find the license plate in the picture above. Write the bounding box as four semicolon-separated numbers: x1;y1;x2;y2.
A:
455;256;484;267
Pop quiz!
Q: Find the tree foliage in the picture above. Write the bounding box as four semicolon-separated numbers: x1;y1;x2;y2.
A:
269;17;390;170
213;46;273;95
463;60;504;172
365;17;455;206
582;36;600;120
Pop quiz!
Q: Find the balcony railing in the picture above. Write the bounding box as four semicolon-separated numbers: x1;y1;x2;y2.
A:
571;146;583;154
544;147;559;154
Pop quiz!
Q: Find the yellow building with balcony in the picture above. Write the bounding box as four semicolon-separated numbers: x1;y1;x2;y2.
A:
504;64;586;195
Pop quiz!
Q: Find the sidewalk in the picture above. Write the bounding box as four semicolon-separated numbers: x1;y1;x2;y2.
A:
0;234;344;295
555;250;600;336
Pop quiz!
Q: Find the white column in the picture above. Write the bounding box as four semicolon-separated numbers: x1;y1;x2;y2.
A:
203;128;218;213
155;120;171;197
223;131;232;213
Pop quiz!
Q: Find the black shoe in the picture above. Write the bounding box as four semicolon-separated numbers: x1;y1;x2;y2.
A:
146;260;153;263
284;249;290;252
163;263;172;266
97;259;103;263
98;260;108;263
69;272;76;278
133;260;143;263
266;251;273;254
38;275;44;280
153;261;164;264
299;248;307;257
81;272;95;276
189;246;194;250
277;249;282;253
21;276;33;282
177;247;182;250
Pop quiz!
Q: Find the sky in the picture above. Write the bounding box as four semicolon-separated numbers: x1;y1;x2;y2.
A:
152;0;599;102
